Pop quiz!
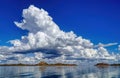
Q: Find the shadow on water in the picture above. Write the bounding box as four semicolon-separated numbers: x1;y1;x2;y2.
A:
41;74;61;78
0;66;120;78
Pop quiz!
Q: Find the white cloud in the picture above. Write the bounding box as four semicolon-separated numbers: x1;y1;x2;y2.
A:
0;5;118;64
34;52;43;60
118;45;120;51
95;42;118;48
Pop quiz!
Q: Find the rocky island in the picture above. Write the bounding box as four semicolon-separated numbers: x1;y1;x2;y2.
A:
95;63;110;67
95;63;120;67
0;61;77;66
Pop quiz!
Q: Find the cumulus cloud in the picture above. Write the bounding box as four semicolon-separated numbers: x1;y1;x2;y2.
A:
0;5;118;64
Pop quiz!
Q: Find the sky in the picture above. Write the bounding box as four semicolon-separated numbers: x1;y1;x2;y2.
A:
0;0;120;64
0;0;120;45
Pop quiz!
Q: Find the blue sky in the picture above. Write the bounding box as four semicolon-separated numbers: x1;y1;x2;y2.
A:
0;0;120;52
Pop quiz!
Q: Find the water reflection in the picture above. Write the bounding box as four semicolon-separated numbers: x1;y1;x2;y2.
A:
0;66;120;78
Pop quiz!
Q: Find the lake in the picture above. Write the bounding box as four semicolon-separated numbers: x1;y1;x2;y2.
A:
0;65;120;78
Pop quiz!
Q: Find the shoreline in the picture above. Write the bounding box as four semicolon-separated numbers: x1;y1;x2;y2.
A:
0;61;77;66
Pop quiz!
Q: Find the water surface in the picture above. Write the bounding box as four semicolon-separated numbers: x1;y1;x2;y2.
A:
0;65;120;78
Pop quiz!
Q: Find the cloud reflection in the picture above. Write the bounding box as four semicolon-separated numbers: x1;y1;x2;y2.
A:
0;66;120;78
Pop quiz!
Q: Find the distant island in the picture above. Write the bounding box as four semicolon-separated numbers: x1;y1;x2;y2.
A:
95;63;120;67
0;61;77;66
95;63;110;67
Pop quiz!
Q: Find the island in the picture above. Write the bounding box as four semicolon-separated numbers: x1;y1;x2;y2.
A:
0;61;77;66
95;63;110;67
95;63;120;67
110;64;120;66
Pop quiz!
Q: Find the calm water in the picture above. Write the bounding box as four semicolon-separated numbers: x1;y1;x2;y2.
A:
0;65;120;78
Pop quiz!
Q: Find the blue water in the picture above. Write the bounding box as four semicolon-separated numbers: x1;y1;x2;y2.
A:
0;65;120;78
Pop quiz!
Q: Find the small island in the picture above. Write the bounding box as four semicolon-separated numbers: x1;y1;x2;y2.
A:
95;63;110;67
0;61;77;66
95;63;120;67
110;64;120;66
